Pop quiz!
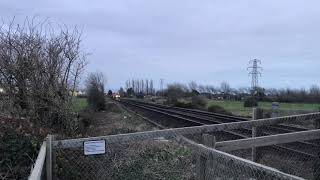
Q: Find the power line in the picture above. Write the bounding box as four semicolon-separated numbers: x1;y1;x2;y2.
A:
247;59;263;91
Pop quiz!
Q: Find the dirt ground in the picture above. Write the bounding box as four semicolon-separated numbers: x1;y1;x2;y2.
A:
83;100;159;137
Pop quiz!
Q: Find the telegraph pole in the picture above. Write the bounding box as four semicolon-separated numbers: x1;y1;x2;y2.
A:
247;59;263;92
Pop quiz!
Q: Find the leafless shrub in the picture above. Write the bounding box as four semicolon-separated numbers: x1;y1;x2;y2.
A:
86;72;106;111
166;83;188;104
0;18;87;133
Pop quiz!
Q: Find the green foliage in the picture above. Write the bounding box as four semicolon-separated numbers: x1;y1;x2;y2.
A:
208;104;232;115
72;97;88;112
207;100;320;117
244;97;258;107
174;101;195;109
0;129;41;179
191;96;207;109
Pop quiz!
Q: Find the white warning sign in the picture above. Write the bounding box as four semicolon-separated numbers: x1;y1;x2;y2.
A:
84;140;106;155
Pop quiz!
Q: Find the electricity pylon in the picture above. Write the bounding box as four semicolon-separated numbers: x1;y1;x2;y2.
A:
247;59;263;91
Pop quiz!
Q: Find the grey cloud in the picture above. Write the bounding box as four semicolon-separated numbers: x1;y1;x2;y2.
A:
1;0;320;90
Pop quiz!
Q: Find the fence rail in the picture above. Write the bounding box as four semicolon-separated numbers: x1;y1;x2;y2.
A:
53;112;320;149
179;137;305;180
28;142;46;180
215;129;320;151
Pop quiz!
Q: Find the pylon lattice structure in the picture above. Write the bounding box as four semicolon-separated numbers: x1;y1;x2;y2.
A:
247;59;262;90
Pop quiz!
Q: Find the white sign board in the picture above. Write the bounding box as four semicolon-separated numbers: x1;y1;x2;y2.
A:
84;140;106;155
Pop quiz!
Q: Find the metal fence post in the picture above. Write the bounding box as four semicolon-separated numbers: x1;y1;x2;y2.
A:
46;135;53;180
252;108;263;162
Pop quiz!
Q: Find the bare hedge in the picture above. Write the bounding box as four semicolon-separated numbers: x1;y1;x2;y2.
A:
0;19;87;134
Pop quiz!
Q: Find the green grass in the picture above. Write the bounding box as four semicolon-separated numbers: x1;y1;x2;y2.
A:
207;100;320;117
71;97;88;112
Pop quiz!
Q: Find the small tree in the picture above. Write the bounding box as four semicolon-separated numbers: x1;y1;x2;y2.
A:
166;83;187;103
107;90;113;96
127;88;134;97
191;95;207;109
86;73;106;111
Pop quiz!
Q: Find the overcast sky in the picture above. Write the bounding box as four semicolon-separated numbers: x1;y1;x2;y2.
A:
1;0;320;90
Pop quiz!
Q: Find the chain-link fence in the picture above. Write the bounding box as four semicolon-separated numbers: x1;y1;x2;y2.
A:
46;112;320;180
53;136;307;180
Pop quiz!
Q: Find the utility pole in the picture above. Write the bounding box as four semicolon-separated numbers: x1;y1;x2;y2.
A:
247;59;263;92
160;78;164;96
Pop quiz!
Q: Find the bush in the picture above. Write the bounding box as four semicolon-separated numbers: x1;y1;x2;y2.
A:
136;92;144;99
174;101;195;109
86;73;106;111
208;105;232;115
166;83;188;104
191;96;207;109
0;20;87;130
244;97;258;107
0;129;41;179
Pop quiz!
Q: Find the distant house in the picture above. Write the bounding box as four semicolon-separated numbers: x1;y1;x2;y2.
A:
70;90;86;97
77;90;86;96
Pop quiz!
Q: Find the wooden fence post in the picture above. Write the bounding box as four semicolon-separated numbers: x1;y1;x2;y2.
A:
46;135;53;180
203;134;216;148
252;108;263;162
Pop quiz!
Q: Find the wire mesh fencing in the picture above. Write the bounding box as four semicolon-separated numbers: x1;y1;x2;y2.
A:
54;138;195;180
48;112;320;180
226;139;320;180
53;136;306;180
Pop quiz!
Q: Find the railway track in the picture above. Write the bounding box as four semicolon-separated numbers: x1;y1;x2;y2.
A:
120;99;319;158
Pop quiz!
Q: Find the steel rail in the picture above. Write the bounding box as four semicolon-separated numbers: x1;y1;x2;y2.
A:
121;99;318;157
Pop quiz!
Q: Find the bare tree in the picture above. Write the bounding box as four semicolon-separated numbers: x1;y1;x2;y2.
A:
141;79;144;93
150;79;154;95
0;18;87;131
220;82;231;94
198;85;206;93
131;79;135;93
146;79;149;95
71;56;88;96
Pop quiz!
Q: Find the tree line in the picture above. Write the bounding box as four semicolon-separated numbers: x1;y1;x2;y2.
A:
162;81;320;104
124;79;155;95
